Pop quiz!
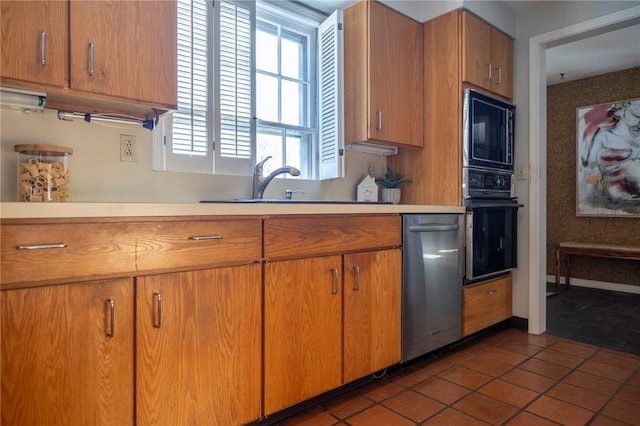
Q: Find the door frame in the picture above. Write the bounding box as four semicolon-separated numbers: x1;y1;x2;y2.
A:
527;5;640;334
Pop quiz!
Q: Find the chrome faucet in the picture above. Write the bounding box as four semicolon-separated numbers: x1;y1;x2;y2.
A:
252;156;301;199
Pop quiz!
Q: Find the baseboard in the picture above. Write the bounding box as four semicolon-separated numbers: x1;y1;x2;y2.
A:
509;316;528;331
546;275;640;294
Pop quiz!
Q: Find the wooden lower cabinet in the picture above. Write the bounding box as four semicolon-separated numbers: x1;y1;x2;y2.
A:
343;249;401;383
462;274;512;336
264;256;343;415
1;278;134;426
264;249;402;415
136;264;262;426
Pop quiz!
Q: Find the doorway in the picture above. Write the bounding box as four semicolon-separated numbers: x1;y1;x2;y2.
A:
527;5;640;334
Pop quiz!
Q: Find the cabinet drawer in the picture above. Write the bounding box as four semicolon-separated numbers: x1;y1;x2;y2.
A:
264;215;401;259
135;219;261;271
462;274;512;336
1;223;137;288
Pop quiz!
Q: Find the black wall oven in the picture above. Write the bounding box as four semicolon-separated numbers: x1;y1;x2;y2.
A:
465;198;519;283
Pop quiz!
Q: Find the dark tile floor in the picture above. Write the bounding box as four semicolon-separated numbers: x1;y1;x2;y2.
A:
274;327;640;425
546;283;640;356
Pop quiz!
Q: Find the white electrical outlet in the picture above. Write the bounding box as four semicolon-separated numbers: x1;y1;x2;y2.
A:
120;135;137;162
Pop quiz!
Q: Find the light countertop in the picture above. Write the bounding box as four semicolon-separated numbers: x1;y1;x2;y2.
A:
0;202;465;219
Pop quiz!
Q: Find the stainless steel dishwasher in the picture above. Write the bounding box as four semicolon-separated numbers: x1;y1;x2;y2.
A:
401;214;465;362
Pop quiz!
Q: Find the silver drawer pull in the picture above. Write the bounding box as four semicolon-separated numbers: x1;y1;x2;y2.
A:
17;243;67;250
188;235;223;241
487;289;498;295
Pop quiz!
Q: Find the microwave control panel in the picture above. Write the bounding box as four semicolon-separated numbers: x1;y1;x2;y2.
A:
463;168;514;198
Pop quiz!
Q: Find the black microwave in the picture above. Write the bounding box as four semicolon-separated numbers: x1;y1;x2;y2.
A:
463;89;515;171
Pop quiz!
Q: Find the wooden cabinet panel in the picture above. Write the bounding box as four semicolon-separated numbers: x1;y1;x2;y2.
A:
462;274;512;336
462;11;513;100
135;219;261;272
1;222;137;288
264;215;401;259
69;1;176;106
344;0;423;147
136;264;262;425
0;1;68;88
264;256;343;414
343;249;401;383
462;11;492;92
390;10;462;206
1;278;134;426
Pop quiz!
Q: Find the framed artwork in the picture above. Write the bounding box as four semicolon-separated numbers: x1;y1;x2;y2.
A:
576;98;640;217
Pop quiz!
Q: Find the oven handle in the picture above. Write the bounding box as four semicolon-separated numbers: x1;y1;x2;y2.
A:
467;202;524;209
409;224;459;233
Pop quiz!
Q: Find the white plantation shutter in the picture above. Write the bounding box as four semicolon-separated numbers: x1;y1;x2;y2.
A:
318;10;344;180
214;0;255;175
161;0;212;173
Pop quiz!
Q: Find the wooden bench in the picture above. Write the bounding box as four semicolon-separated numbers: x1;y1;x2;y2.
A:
555;242;640;287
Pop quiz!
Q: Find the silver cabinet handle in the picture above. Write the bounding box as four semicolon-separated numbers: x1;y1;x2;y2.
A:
487;62;492;81
376;111;382;130
153;292;162;328
104;299;115;337
352;265;360;291
487;289;498;295
188;235;223;241
40;31;46;66
17;243;67;250
497;67;503;85
88;43;95;76
409;224;459;233
330;268;339;295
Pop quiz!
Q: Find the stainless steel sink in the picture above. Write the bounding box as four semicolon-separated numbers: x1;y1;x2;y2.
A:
200;199;390;204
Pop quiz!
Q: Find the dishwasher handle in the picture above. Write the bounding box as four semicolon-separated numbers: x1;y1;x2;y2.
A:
409;224;459;233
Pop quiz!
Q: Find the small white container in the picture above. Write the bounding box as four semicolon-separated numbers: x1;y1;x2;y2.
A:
15;144;73;202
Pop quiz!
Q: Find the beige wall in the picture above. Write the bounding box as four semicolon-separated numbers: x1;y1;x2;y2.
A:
546;67;640;286
0;109;385;203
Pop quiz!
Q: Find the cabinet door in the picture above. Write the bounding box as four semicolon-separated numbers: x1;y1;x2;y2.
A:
0;1;67;87
1;278;134;426
490;29;513;99
69;1;176;107
462;11;492;91
369;1;423;146
264;256;342;414
136;264;262;425
343;249;402;383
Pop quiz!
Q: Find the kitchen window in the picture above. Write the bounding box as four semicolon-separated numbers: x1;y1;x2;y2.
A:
153;0;344;180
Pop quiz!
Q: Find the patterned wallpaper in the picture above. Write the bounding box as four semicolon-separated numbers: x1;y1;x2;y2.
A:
546;67;640;286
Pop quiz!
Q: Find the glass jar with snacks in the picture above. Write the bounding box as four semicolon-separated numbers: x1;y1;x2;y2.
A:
15;144;73;202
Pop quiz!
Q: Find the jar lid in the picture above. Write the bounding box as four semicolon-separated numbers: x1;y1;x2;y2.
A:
14;144;73;156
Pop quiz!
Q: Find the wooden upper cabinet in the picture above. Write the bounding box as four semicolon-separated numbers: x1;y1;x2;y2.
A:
344;0;423;147
69;1;177;107
0;1;68;87
462;11;513;99
1;278;134;426
490;28;513;99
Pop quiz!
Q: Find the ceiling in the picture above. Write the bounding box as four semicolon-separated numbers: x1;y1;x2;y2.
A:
299;0;640;86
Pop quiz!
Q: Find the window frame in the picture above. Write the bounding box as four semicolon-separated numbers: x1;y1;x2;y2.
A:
154;0;343;180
